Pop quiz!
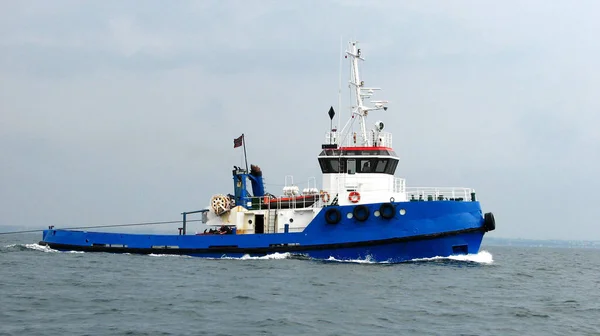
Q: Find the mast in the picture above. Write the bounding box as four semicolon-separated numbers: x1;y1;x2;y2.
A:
338;41;388;147
337;36;343;133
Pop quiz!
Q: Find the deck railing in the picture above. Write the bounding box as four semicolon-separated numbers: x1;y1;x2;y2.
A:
242;186;476;211
245;194;322;211
325;131;393;148
394;178;406;193
405;187;475;202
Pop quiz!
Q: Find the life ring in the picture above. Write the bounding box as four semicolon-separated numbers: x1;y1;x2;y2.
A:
320;191;331;203
324;207;342;224
353;205;370;221
379;203;396;219
348;191;361;203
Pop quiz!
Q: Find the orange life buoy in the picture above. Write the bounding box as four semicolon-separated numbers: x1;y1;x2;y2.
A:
320;191;331;203
348;191;360;203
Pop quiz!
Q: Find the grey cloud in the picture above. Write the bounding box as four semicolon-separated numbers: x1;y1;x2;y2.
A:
1;1;599;240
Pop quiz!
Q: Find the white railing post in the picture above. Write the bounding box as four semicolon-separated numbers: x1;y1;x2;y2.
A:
404;186;476;202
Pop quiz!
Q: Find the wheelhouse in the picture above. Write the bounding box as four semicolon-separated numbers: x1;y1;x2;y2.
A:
318;147;399;175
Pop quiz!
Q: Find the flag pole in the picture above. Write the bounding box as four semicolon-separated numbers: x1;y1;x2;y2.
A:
242;134;249;172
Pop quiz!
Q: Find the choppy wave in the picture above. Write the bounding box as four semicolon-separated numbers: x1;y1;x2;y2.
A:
2;244;599;336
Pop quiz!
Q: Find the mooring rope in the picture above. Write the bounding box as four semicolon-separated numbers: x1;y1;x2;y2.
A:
0;219;204;235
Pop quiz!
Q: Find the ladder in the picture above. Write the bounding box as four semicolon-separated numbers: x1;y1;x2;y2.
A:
268;209;277;233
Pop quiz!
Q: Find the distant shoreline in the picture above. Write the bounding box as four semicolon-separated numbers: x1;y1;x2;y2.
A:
483;236;600;249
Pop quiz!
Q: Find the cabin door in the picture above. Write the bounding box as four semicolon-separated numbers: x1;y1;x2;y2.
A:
255;214;265;234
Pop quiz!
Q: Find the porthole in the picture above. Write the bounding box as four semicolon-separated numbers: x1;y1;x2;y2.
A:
399;209;406;215
374;211;380;217
347;213;353;219
248;219;253;224
290;218;294;223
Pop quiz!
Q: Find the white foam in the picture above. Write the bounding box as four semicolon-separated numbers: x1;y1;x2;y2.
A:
325;255;389;264
148;253;191;258
23;243;59;253
212;251;493;264
16;243;84;254
240;252;292;260
411;250;493;264
218;252;293;260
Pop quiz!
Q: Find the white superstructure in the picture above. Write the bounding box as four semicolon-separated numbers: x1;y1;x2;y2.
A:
319;41;405;206
200;41;474;235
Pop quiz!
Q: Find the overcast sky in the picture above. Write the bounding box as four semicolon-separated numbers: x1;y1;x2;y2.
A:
1;1;598;240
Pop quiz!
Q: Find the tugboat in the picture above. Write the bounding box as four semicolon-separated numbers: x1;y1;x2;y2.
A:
39;41;495;262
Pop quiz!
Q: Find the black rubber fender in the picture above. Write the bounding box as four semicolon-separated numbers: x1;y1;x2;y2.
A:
324;207;342;224
483;212;496;232
353;205;370;222
379;203;396;219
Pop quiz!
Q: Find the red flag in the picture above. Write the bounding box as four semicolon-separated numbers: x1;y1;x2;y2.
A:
233;134;243;148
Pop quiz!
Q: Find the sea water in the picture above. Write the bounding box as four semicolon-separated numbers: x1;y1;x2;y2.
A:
1;234;599;336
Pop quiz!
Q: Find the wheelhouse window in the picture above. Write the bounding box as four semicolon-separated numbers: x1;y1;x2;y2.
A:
320;158;399;175
319;158;343;173
347;159;356;174
386;159;399;174
375;159;387;173
359;159;372;173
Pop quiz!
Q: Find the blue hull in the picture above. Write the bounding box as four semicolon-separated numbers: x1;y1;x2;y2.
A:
39;201;492;263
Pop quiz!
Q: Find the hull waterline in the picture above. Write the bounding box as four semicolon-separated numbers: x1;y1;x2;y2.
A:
40;229;485;263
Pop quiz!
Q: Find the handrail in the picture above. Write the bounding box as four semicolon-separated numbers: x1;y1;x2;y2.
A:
405;187;475;201
246;192;322;211
325;131;393;148
243;185;476;211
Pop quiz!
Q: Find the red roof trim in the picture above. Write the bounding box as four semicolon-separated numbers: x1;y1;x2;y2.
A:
337;146;394;151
